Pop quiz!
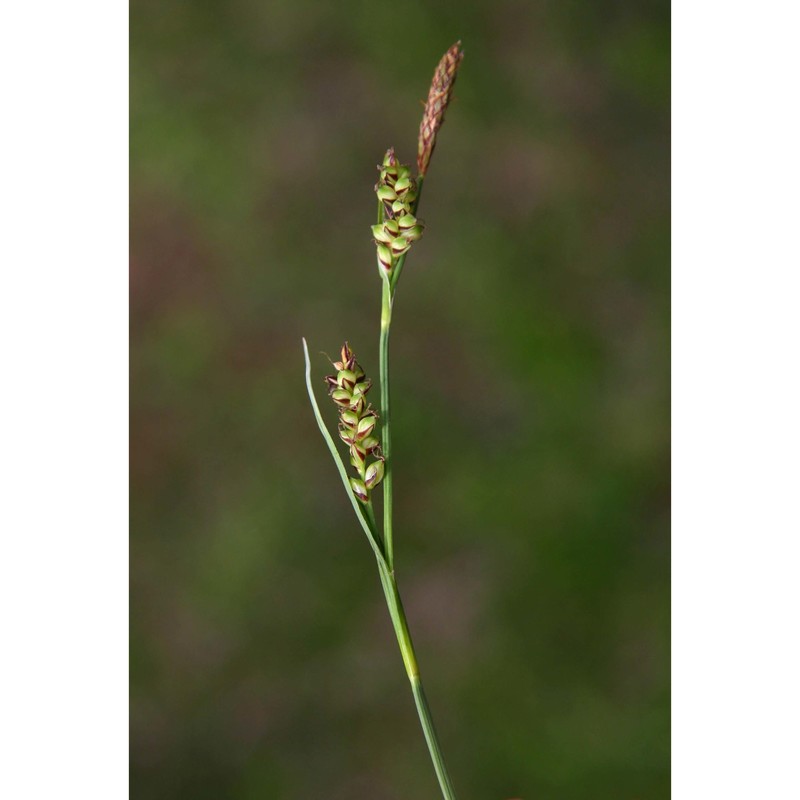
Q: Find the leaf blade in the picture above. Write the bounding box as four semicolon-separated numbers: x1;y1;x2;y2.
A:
302;338;387;566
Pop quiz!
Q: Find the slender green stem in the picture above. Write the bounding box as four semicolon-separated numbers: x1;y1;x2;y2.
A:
379;176;426;559
376;559;458;800
375;175;456;797
379;277;394;568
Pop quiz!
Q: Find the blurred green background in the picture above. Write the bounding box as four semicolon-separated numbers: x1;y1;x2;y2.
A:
131;1;669;797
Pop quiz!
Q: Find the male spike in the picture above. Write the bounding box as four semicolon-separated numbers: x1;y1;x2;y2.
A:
417;41;464;178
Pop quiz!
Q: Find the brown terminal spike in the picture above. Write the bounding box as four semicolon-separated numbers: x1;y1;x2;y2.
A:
417;41;464;178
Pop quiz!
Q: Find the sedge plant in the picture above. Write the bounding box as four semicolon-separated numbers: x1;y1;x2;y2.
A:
302;42;464;799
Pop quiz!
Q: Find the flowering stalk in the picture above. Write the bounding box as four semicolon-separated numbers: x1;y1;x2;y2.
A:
372;146;425;566
303;41;463;800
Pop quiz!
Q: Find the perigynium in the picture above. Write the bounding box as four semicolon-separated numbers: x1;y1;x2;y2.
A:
303;41;464;800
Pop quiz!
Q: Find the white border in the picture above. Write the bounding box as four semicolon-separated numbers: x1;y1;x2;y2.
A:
0;2;129;797
673;1;800;797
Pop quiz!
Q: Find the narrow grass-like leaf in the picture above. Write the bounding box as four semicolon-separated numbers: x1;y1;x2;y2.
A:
302;338;387;567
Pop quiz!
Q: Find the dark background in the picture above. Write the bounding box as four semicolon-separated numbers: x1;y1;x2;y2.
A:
131;1;669;797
